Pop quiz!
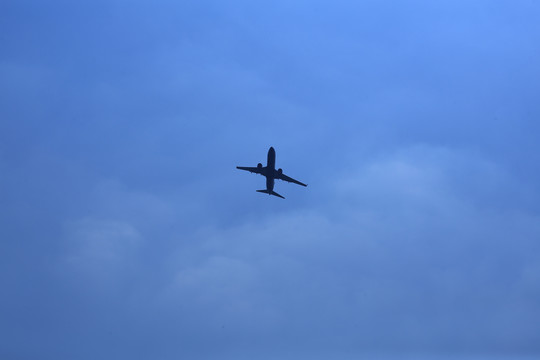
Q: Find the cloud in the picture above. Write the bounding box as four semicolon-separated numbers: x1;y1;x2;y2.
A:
64;218;142;278
3;1;540;358
151;145;540;356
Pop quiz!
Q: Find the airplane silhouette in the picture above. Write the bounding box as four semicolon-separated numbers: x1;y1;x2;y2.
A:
237;147;307;199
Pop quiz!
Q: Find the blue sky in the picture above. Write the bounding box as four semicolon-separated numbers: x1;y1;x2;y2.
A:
1;1;540;359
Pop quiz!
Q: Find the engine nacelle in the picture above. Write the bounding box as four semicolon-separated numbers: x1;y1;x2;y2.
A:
257;163;262;169
278;168;283;175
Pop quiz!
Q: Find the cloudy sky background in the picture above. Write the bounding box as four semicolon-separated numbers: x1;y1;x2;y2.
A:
1;1;540;359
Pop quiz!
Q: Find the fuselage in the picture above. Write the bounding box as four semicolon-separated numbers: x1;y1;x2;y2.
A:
266;147;276;191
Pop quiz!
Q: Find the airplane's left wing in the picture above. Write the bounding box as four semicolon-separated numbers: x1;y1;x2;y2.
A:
276;171;307;187
236;166;265;175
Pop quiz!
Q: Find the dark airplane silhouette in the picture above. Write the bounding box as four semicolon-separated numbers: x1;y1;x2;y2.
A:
237;147;307;199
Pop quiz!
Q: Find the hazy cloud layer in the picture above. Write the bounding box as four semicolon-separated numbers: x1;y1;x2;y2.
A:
1;1;540;359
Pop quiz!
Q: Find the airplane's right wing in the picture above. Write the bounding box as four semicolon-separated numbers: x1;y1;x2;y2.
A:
236;166;265;175
276;172;307;187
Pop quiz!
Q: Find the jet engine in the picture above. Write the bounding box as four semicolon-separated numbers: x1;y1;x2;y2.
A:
257;163;262;169
277;168;283;175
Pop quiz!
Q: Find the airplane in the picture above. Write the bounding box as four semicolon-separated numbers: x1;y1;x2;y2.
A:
236;146;307;199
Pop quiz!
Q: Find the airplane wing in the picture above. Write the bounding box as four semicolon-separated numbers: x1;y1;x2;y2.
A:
236;166;265;175
276;171;307;187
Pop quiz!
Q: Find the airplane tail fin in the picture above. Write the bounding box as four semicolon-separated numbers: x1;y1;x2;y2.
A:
256;189;285;199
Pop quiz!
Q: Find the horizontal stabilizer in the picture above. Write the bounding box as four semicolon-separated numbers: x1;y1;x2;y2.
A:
256;189;285;199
